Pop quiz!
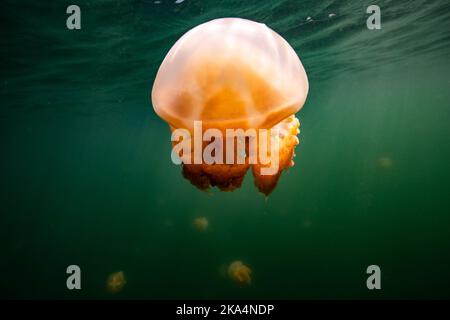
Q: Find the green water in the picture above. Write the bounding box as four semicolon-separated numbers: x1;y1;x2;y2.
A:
1;0;450;299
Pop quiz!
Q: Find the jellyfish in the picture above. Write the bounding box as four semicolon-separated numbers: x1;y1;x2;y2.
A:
193;216;208;231
151;18;309;195
228;260;252;287
106;271;127;294
377;156;393;169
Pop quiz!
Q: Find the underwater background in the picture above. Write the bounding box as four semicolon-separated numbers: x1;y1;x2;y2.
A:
1;0;450;299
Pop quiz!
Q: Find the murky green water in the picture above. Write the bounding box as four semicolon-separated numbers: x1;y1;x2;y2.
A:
1;0;450;299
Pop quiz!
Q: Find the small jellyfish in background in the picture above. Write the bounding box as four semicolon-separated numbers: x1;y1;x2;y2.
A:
193;216;209;231
106;271;127;294
328;13;336;18
377;156;393;169
228;261;252;287
151;18;309;195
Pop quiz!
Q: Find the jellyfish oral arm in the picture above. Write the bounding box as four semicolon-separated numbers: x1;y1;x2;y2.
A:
170;121;280;175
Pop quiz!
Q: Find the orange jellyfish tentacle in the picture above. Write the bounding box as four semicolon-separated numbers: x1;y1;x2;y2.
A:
252;115;300;195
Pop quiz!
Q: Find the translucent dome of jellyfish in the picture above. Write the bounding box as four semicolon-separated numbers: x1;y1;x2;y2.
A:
193;216;209;231
377;156;393;169
151;18;309;195
228;260;252;287
106;271;127;294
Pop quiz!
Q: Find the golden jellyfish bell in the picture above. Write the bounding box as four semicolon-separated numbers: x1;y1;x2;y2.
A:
377;156;393;169
152;18;308;131
193;216;209;231
228;260;252;287
151;18;309;195
106;271;127;294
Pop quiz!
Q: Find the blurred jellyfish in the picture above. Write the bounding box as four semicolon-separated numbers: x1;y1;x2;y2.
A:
228;261;252;286
193;217;208;231
377;156;393;169
306;16;313;22
328;13;336;18
106;271;127;294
